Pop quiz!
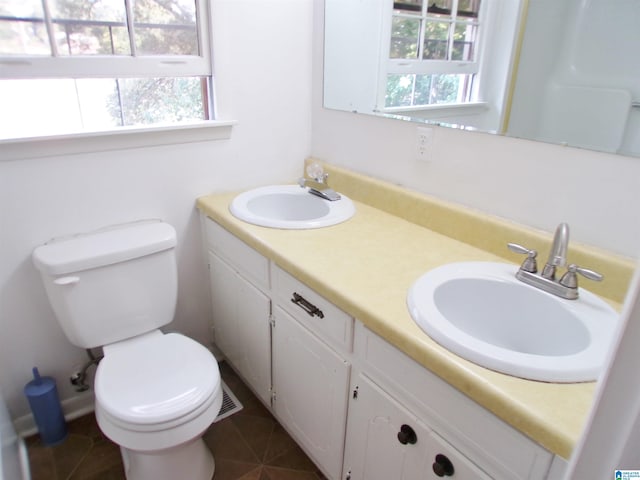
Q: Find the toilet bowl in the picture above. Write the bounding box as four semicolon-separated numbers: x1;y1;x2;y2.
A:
95;331;222;480
32;220;222;480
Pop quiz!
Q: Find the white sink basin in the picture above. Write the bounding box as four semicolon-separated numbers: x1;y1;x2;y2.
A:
230;185;355;229
407;262;619;382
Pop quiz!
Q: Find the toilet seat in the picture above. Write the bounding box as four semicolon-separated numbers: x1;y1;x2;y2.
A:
95;331;220;428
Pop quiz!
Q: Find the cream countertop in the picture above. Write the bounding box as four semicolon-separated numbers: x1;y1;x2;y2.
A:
196;164;634;460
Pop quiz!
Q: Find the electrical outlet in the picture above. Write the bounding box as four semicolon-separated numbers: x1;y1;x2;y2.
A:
415;126;433;162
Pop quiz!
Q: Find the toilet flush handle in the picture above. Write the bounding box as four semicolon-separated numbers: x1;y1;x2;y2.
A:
53;276;80;286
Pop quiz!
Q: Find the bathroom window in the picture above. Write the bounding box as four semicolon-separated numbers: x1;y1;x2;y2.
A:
383;0;482;109
0;0;213;139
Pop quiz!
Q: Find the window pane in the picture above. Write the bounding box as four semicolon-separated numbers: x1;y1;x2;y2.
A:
133;0;198;55
393;0;422;15
452;22;477;61
423;21;450;60
390;16;420;59
385;74;415;107
0;79;84;138
0;78;120;138
457;0;481;18
426;0;453;19
49;0;130;55
56;25;130;55
429;74;463;103
117;77;205;125
0;0;49;54
385;73;473;107
49;0;126;23
0;76;206;139
413;74;433;105
76;78;122;129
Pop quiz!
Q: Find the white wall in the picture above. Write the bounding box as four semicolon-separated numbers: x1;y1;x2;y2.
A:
0;0;313;424
311;0;640;259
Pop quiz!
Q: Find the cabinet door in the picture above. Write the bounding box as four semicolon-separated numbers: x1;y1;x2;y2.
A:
208;251;271;405
343;373;493;480
272;306;350;480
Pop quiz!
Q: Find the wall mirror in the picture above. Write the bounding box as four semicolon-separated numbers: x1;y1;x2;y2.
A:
324;0;640;157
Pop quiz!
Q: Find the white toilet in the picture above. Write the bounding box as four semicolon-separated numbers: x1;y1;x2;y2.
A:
32;220;223;480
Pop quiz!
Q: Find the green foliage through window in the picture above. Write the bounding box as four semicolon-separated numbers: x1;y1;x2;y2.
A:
385;74;471;108
108;77;205;125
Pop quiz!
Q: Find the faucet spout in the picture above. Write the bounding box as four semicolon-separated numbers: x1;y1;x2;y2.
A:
541;223;569;280
508;222;603;299
298;176;342;201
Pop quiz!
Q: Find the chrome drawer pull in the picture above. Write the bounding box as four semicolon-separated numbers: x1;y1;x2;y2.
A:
291;292;325;318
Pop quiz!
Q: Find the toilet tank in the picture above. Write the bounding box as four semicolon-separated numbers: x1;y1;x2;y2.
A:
32;220;178;349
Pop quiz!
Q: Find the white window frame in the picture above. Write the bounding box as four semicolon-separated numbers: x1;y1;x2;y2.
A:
377;0;488;111
0;0;212;80
0;0;233;152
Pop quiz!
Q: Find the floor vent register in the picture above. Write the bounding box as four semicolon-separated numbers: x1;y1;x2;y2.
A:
214;380;244;422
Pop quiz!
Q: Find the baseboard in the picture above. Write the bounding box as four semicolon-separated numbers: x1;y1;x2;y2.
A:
14;392;95;438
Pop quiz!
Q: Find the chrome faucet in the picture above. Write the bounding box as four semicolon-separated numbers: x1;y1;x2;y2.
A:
541;222;569;280
507;223;603;300
298;171;341;201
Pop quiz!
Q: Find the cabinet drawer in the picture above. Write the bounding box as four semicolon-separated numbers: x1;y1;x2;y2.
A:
203;217;269;291
273;265;353;353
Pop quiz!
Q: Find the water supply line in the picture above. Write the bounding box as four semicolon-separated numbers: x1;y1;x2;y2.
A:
70;348;103;392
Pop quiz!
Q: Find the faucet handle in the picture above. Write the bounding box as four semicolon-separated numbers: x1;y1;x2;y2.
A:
306;161;327;183
559;264;604;289
507;243;538;273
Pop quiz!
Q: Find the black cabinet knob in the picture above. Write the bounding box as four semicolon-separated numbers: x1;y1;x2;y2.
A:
432;454;454;477
396;424;417;445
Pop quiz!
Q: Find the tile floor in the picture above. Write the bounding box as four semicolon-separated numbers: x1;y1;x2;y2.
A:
26;361;327;480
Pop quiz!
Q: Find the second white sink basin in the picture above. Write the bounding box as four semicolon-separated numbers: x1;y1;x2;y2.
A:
230;185;355;229
407;262;619;382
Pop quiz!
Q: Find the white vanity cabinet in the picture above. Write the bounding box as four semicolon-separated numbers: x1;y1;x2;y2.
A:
202;216;352;479
203;219;272;406
271;265;353;480
200;215;566;480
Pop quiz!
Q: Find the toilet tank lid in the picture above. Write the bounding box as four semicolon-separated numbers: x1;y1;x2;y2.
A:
32;220;177;276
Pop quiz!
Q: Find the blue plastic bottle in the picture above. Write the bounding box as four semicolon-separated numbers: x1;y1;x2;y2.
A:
24;367;67;445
